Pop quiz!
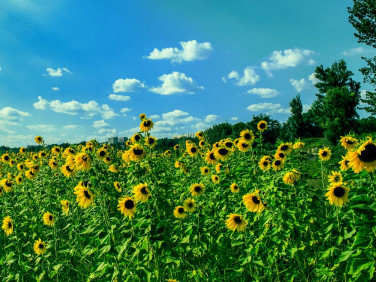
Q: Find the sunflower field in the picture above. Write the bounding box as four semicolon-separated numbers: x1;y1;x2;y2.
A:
0;114;375;281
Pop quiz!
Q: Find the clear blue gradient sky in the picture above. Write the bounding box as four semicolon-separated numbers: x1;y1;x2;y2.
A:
0;0;374;147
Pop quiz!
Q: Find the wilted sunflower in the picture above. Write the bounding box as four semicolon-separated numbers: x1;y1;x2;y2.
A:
183;198;196;212
325;183;350;207
140;119;154;132
74;153;92;171
132;183;150;202
145;136;157;148
318;147;332;161
340;136;358;150
214;147;231;161
225;214;247;232
205;150;218;165
240;129;255;144
338;156;350;171
272;159;285;171
190;183;205;197
129;145;146;162
200;166;210;175
34;136;43;144
257;120;268;132
2;216;13;236
237;140;251;152
173;206;186;219
61;200;69;215
114;182;122;193
243;193;265;213
328;171;343;185
74;186;95;208
211;175;220;184
118;196;136;219
33;238;47;255
347;138;376;173
230;183;240;193
277;143;293;155
43;212;55;226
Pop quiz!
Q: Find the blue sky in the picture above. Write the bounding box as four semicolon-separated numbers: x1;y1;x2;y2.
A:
0;0;375;147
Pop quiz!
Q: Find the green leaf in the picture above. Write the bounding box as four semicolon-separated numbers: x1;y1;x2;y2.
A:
337;251;354;263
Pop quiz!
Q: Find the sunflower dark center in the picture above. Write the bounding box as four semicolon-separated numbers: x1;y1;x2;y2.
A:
178;208;184;213
106;157;111;161
242;143;248;148
279;153;285;158
263;162;268;166
41;153;45;156
280;145;288;151
149;138;155;144
84;190;91;199
133;149;144;155
334;187;345;197
346;140;354;145
233;185;238;190
125;200;134;209
334;176;340;182
259;123;266;129
8;222;12;228
204;169;208;173
218;148;228;155
244;133;251;140
20;165;24;169
143;120;151;127
209;153;215;160
66;166;73;172
234;216;242;224
49;215;53;221
225;142;232;147
39;244;44;249
188;203;193;208
322;151;328;157
4;156;9;160
275;160;281;166
135;135;141;141
191;147;197;153
345;160;349;165
5;181;11;187
140;187;148;194
99;151;106;156
194;186;201;192
252;196;260;204
359;143;376;163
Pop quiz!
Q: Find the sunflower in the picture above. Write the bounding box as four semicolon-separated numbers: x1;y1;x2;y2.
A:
328;171;343;185
347;138;376;173
16;163;25;171
34;136;43;144
199;140;205;148
131;133;142;144
33;238;47;255
97;148;108;160
104;156;112;164
2;216;13;236
172;206;186;219
60;163;76;177
243;193;265;213
187;145;199;157
61;200;69;215
74;153;92;171
200;166;210;175
214;147;231;162
237;140;251;152
117;196;137;219
240;129;255;144
114;182;122;193
293;141;305;150
140;119;154;132
19;147;26;154
205;150;218;165
1;154;10;163
48;158;59;170
25;170;36;180
190;183;205;197
74;186;95;208
282;170;301;185
43;212;55;226
277;143;293;155
109;165;119;173
215;163;223;173
132;183;150;202
164;150;172;156
38;151;47;159
230;183;240;193
195;131;204;139
225;214;247;232
318;147;332;161
338;156;350;171
1;179;13;192
340;136;358;150
145;136;157;148
257;120;268;132
211;175;220;184
325;183;350;207
139;113;146;120
183;198;196;212
173;144;180;151
223;139;234;150
15;174;23;184
129;145;146;162
258;157;271;171
272;159;285;171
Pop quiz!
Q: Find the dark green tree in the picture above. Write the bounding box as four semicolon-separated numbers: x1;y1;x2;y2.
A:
246;114;281;145
285;94;304;140
348;0;376;114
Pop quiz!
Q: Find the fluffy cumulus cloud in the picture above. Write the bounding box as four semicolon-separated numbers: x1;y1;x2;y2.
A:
205;114;219;123
26;124;56;132
112;78;145;93
145;40;213;63
52;87;60;91
247;88;279;98
308;72;320;85
246;103;290;114
33;96;118;119
290;78;308;93
261;48;314;75
223;67;260;86
342;47;364;56
108;94;130;102
92;120;109;128
63;125;78;129
230;117;238;121
45;67;72;77
0;107;31;124
150;72;204;95
120;108;132;113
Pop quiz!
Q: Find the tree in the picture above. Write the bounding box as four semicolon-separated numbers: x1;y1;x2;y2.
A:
348;0;376;114
285;94;304;140
246;114;281;145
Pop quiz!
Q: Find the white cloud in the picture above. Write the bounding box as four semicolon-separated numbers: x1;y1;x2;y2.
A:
342;47;364;56
205;114;219;123
45;67;72;77
230;117;238;121
308;59;316;66
33;96;118;119
63;125;78;129
113;78;145;93
246;103;290;114
261;48;314;75
149;114;160;120
97;128;117;136
145;40;213;63
93;120;109;128
224;67;260;86
0;106;31;122
303;104;311;113
247;88;279;98
108;94;131;102
308;72;320;85
27;124;55;132
120;108;132;113
194;122;210;131
290;78;308;92
51;87;60;91
150;72;204;95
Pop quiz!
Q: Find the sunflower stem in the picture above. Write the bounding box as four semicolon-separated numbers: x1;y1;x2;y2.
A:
320;160;325;191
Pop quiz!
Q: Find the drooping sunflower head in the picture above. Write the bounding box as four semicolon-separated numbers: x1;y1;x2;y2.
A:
225;214;247;232
132;183;150;202
347;138;376;173
173;206;187;219
33;238;47;255
173;144;180;151
338;155;350;171
328;171;343;185
240;129;255;144
2;216;13;236
257;120;268;132
195;131;204;139
139;113;147;121
43;212;55;226
318;147;332;162
74;153;92;171
282;170;301;185
325;183;350;207
190;183;205;197
34;136;43;144
340;136;358;150
140;119;154;132
230;183;240;193
243;193;265;213
60;163;76;178
117;196;136;219
183;198;196;212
